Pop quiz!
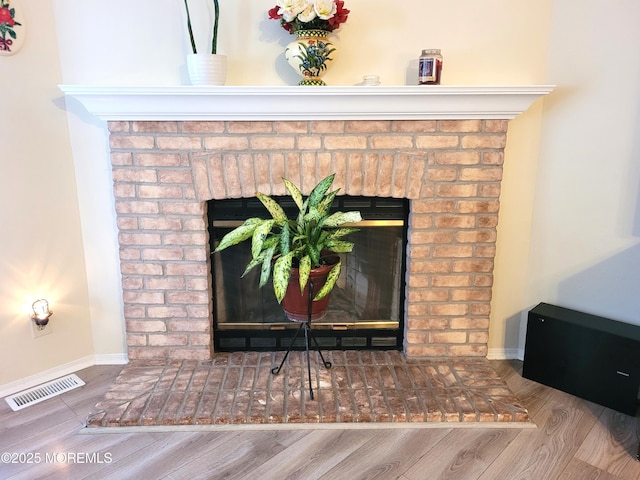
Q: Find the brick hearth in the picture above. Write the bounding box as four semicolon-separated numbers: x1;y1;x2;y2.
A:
109;119;508;361
86;352;530;427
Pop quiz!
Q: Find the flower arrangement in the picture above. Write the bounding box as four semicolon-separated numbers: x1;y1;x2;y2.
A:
0;2;21;52
183;0;219;54
269;0;349;34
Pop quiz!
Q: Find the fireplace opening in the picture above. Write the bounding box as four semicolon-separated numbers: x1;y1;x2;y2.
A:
208;196;409;352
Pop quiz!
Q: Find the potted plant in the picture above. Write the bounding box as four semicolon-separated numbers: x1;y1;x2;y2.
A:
183;0;226;85
213;174;362;321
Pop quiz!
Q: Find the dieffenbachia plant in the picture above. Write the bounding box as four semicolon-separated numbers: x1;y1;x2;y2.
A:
213;174;362;303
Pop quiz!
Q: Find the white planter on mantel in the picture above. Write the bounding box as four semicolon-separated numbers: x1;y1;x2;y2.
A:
58;85;554;121
186;54;227;86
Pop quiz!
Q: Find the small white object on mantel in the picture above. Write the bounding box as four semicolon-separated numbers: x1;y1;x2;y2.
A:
361;75;381;86
58;85;555;122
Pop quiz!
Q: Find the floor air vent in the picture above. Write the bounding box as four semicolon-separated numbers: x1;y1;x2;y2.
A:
4;374;85;411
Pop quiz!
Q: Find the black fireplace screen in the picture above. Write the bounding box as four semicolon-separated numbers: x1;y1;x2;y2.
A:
208;196;408;351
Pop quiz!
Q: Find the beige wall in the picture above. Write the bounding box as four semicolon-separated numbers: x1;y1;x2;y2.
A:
0;0;94;388
524;0;640;330
3;0;638;390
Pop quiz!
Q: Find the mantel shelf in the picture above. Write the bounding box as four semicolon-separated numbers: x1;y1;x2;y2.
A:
58;85;554;121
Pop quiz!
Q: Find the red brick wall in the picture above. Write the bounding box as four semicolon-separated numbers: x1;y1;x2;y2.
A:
108;119;508;360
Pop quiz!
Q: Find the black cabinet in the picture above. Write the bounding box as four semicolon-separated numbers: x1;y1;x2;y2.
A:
523;302;640;416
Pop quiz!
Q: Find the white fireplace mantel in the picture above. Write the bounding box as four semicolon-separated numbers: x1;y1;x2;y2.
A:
58;85;554;121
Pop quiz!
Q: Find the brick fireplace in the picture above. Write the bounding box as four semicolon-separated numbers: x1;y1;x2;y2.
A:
108;117;509;361
61;84;552;362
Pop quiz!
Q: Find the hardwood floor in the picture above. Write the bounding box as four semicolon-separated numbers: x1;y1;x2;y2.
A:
1;360;638;480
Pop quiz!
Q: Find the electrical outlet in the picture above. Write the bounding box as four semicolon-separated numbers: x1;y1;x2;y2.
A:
31;321;52;338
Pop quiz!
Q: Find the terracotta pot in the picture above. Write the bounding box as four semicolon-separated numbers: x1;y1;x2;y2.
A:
281;256;339;322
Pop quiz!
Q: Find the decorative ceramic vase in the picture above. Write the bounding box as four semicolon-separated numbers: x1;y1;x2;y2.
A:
186;53;227;86
284;29;336;86
0;0;25;56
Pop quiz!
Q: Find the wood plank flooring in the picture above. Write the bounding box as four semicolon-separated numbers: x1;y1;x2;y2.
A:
1;360;638;480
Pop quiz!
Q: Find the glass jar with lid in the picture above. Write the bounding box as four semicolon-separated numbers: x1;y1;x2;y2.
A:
418;49;443;85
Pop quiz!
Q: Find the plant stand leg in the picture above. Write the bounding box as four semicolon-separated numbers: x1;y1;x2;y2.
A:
271;280;332;400
304;280;332;371
271;322;304;375
303;321;315;400
309;329;332;369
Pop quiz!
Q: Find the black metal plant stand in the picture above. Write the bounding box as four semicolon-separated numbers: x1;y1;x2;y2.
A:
271;280;332;400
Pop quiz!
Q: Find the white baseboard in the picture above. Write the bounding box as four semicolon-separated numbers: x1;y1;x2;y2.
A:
0;353;128;398
486;348;524;361
94;353;129;365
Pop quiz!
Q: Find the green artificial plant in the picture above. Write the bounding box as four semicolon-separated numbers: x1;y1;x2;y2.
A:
213;174;362;303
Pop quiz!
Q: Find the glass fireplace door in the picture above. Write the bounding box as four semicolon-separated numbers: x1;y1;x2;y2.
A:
209;196;408;351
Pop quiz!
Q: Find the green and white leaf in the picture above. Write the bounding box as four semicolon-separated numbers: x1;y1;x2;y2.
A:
273;252;294;303
310;221;328;244
261;235;279;250
303;207;322;224
256;192;287;221
308;174;335;207
214;218;263;251
298;197;310;220
324;239;355;252
279;222;290;255
307;244;320;267
318;230;330;245
241;255;263;278
283;178;304;210
327;227;360;239
298;255;311;294
251;219;275;259
314;262;341;301
317;189;338;215
292;233;307;246
324;211;362;227
259;245;276;287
